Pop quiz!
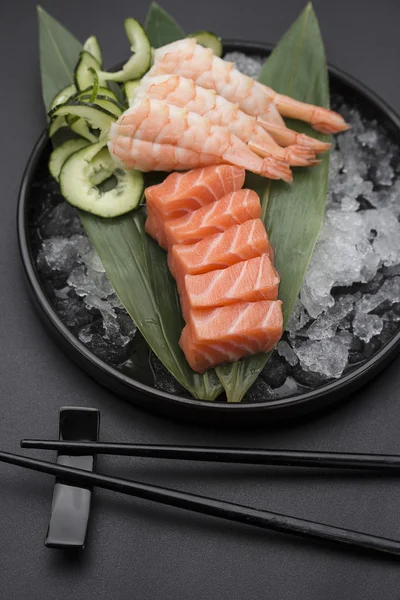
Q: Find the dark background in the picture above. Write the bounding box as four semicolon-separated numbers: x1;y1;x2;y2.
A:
2;1;400;598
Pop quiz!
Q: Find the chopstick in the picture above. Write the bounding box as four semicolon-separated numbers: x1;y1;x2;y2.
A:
1;450;400;557
20;440;400;472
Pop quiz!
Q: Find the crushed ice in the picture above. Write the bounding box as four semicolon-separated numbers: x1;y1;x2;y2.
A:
286;98;400;382
33;53;400;395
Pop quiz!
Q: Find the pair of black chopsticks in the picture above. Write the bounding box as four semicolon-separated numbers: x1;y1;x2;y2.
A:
1;440;400;557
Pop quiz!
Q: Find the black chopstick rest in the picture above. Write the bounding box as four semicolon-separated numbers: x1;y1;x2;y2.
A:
45;407;100;549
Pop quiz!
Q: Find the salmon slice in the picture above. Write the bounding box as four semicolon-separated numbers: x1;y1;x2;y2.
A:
180;254;279;320
145;203;167;248
168;219;270;280
179;300;283;373
145;164;245;248
164;188;261;249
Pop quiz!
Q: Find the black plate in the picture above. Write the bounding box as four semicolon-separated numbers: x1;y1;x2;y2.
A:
17;40;400;426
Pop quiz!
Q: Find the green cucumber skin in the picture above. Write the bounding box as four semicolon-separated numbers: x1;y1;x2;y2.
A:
50;84;77;111
74;85;120;104
76;94;123;117
83;35;103;66
59;143;144;218
100;19;151;82
49;138;90;181
49;115;68;138
68;117;98;143
124;80;141;104
49;101;117;136
188;31;223;57
74;51;104;91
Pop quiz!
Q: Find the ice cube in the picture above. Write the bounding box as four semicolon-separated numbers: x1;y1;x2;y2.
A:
245;377;275;402
294;336;351;379
339;131;368;179
353;312;383;342
378;180;400;217
277;341;298;366
285;300;311;338
375;154;395;186
37;235;91;275
301;210;380;318
40;202;83;239
68;265;114;299
307;295;355;340
55;295;94;330
340;196;359;212
261;352;288;388
365;208;400;267
78;327;94;344
82;247;105;273
223;52;264;78
358;128;379;148
356;276;400;314
77;316;136;366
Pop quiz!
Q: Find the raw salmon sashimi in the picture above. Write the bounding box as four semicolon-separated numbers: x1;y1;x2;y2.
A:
179;254;279;321
179;300;283;373
108;98;293;181
164;188;261;249
168;219;270;280
145;165;245;248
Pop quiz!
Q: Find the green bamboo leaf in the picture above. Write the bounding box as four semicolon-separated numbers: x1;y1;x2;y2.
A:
216;3;330;402
37;6;83;113
80;209;222;400
145;2;185;48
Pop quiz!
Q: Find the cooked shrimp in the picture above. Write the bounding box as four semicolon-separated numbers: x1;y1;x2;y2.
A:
135;74;318;167
151;39;349;134
108;97;292;182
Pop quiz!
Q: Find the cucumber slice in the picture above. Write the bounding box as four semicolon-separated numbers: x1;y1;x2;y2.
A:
90;166;114;187
75;85;120;104
107;81;129;109
66;115;99;143
60;142;144;218
74;51;105;91
49;116;68;137
49;138;90;181
87;68;100;102
188;31;223;57
50;84;77;111
124;80;141;104
75;94;123;117
99;19;151;82
49;101;117;136
83;35;103;66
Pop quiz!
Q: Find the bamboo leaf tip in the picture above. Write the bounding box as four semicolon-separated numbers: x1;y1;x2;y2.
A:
305;2;318;18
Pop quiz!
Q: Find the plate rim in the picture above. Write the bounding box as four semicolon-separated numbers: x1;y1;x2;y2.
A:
17;39;400;424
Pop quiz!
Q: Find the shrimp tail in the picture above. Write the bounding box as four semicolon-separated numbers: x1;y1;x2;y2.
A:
249;138;318;167
263;94;350;134
261;157;293;183
283;145;320;167
247;125;318;167
222;134;292;182
257;119;332;154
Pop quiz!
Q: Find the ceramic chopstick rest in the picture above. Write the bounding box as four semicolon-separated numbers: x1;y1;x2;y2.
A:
45;407;100;549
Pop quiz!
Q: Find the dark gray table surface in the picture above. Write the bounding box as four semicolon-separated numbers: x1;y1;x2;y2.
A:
2;1;400;598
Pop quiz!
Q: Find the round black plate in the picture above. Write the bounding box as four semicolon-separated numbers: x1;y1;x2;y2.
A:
18;40;400;425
